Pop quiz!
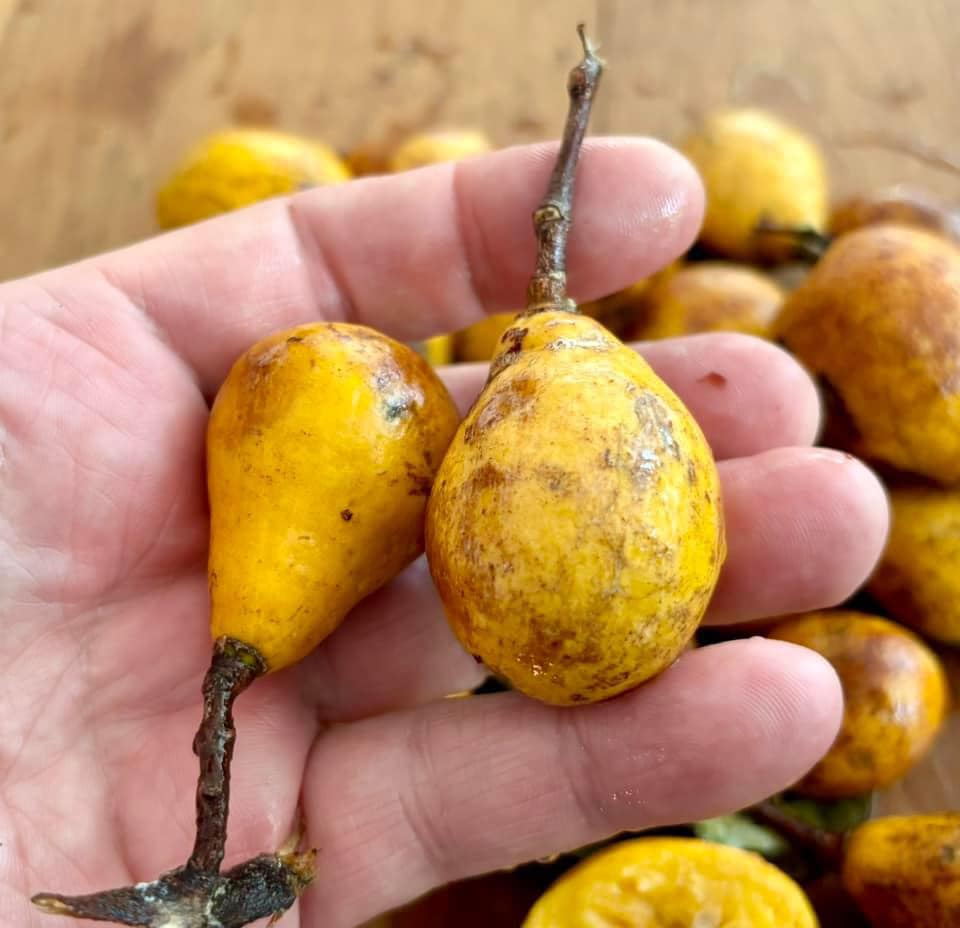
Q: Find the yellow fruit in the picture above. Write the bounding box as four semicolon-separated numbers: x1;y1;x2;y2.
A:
388;129;493;172
830;185;960;243
768;611;949;798
682;108;828;261
426;310;725;706
412;334;455;366
156;128;351;229
775;223;960;484
454;313;518;362
581;262;682;338
207;322;460;671
868;485;960;644
522;837;818;927
627;262;784;340
843;814;960;928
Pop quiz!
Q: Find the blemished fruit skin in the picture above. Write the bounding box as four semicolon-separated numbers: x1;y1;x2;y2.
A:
156;128;351;229
454;313;518;362
207;322;461;672
768;611;949;798
868;486;960;645
388;129;493;172
426;310;725;706
627;262;784;341
681;108;828;262
843;814;960;928
830;185;960;243
775;223;960;484
521;837;819;928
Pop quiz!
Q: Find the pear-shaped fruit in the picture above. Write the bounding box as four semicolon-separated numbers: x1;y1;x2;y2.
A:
425;30;724;706
208;322;461;671
156;128;351;229
627;261;784;340
522;837;818;928
768;611;948;798
868;485;960;644
682;108;828;262
775;223;960;484
843;814;960;928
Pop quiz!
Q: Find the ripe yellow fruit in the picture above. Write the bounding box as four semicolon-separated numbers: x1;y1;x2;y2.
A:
454;313;518;362
868;485;960;645
768;611;949;797
522;837;818;927
207;323;460;671
412;334;455;366
156;128;351;229
775;223;960;484
682;108;828;261
627;262;784;340
427;311;725;705
388;129;493;172
830;185;960;243
843;814;960;928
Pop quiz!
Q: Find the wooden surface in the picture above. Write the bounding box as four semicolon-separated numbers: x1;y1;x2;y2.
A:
1;0;959;281
0;0;956;860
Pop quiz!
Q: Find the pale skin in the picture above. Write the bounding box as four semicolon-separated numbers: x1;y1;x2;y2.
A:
0;138;889;927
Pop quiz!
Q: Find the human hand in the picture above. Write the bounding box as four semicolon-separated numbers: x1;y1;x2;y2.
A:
0;139;888;927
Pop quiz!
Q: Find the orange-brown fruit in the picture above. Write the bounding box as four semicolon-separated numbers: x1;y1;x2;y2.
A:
775;223;960;484
626;262;784;341
768;611;949;798
830;185;960;243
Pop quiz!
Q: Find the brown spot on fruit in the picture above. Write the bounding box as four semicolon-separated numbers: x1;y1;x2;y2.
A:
340;509;353;522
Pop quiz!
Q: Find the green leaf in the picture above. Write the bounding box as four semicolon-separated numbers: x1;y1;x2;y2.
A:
773;793;874;834
693;814;790;858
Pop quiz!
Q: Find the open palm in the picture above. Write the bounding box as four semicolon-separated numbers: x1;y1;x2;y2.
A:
0;140;888;928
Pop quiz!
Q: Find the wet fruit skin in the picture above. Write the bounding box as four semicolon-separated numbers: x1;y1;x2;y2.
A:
626;262;784;341
388;129;493;172
768;611;949;798
521;837;819;927
207;322;461;672
775;223;960;484
426;310;725;706
830;185;960;243
681;108;828;262
868;486;960;645
156;128;351;229
842;814;960;928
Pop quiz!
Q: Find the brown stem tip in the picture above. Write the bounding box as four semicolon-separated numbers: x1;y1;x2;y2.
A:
31;638;317;927
525;23;604;314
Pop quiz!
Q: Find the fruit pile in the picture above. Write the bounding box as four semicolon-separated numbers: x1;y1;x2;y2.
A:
31;26;959;928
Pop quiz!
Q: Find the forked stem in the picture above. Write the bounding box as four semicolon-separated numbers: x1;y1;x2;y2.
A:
525;23;604;313
31;638;317;927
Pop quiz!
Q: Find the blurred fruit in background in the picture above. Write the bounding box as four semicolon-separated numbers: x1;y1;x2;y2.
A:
388;128;493;172
156;128;351;229
682;108;828;262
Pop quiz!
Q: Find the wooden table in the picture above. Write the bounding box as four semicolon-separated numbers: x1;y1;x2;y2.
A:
0;0;956;919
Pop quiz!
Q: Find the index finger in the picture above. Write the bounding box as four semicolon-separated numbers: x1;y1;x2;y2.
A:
80;138;703;395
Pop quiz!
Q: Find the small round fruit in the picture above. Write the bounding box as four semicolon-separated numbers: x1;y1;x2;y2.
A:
868;485;960;645
843;814;960;928
775;223;960;483
627;262;784;340
521;837;818;928
830;185;960;243
156;128;351;229
454;313;517;362
768;611;949;798
388;129;492;172
682;108;828;261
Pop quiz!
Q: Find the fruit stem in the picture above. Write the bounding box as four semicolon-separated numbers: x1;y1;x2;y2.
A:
525;23;604;314
751;798;846;869
30;637;317;927
752;219;833;262
188;636;265;874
